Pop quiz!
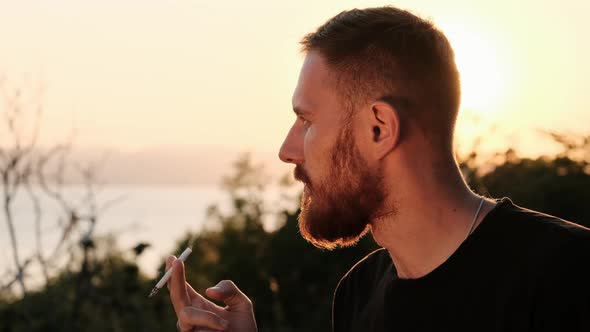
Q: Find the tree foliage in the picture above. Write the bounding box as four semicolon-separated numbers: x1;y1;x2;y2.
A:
1;135;589;331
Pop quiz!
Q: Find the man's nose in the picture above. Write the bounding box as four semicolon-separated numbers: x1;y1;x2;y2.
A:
278;125;304;164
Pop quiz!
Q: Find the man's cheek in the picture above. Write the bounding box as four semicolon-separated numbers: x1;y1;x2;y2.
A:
303;125;316;150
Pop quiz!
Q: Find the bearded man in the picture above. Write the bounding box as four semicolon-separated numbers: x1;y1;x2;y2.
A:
167;6;590;332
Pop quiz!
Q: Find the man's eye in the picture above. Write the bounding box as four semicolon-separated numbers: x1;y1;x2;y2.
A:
298;116;310;126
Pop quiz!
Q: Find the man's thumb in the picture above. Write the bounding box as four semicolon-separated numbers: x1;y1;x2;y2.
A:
205;280;253;311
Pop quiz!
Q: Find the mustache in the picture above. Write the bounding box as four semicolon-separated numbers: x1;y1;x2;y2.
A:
294;165;312;186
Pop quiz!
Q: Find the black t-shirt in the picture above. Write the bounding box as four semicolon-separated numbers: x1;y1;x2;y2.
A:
332;198;590;332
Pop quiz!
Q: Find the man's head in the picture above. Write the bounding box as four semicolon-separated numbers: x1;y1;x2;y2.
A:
279;6;461;249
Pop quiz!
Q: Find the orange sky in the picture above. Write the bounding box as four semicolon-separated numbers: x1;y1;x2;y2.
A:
1;0;589;160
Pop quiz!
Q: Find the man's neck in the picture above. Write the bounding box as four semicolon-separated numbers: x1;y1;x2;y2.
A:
370;171;496;279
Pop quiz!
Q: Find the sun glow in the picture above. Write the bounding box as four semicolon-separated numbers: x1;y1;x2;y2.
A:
439;22;508;116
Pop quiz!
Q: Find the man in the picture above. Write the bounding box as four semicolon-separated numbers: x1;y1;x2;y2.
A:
167;6;590;332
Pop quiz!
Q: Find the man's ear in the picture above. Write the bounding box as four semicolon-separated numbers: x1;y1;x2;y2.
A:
370;101;401;160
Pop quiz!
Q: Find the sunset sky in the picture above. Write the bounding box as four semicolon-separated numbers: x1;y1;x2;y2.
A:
1;0;589;177
1;0;590;285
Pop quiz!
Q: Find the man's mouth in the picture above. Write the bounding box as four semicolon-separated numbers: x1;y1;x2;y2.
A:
294;166;311;184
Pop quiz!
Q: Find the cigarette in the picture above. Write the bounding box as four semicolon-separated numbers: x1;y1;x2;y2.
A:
148;247;192;298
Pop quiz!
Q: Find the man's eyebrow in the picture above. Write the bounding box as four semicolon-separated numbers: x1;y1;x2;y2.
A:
293;107;311;116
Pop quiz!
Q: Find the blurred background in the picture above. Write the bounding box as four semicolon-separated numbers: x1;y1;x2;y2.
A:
1;0;589;331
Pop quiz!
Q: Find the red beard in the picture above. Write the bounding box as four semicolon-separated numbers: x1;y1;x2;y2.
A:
295;126;386;250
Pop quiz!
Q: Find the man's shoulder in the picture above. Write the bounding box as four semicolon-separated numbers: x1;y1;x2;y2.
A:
498;201;590;328
491;198;590;274
334;248;391;298
496;198;590;248
332;248;391;331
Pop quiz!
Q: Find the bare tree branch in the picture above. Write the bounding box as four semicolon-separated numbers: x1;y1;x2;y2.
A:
0;78;121;317
24;173;49;283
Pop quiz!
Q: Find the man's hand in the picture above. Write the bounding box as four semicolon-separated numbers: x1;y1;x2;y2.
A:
166;256;258;332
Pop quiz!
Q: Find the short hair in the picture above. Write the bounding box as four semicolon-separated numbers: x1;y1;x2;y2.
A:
301;6;461;155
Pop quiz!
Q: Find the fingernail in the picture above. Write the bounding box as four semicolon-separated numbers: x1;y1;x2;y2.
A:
207;286;222;291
